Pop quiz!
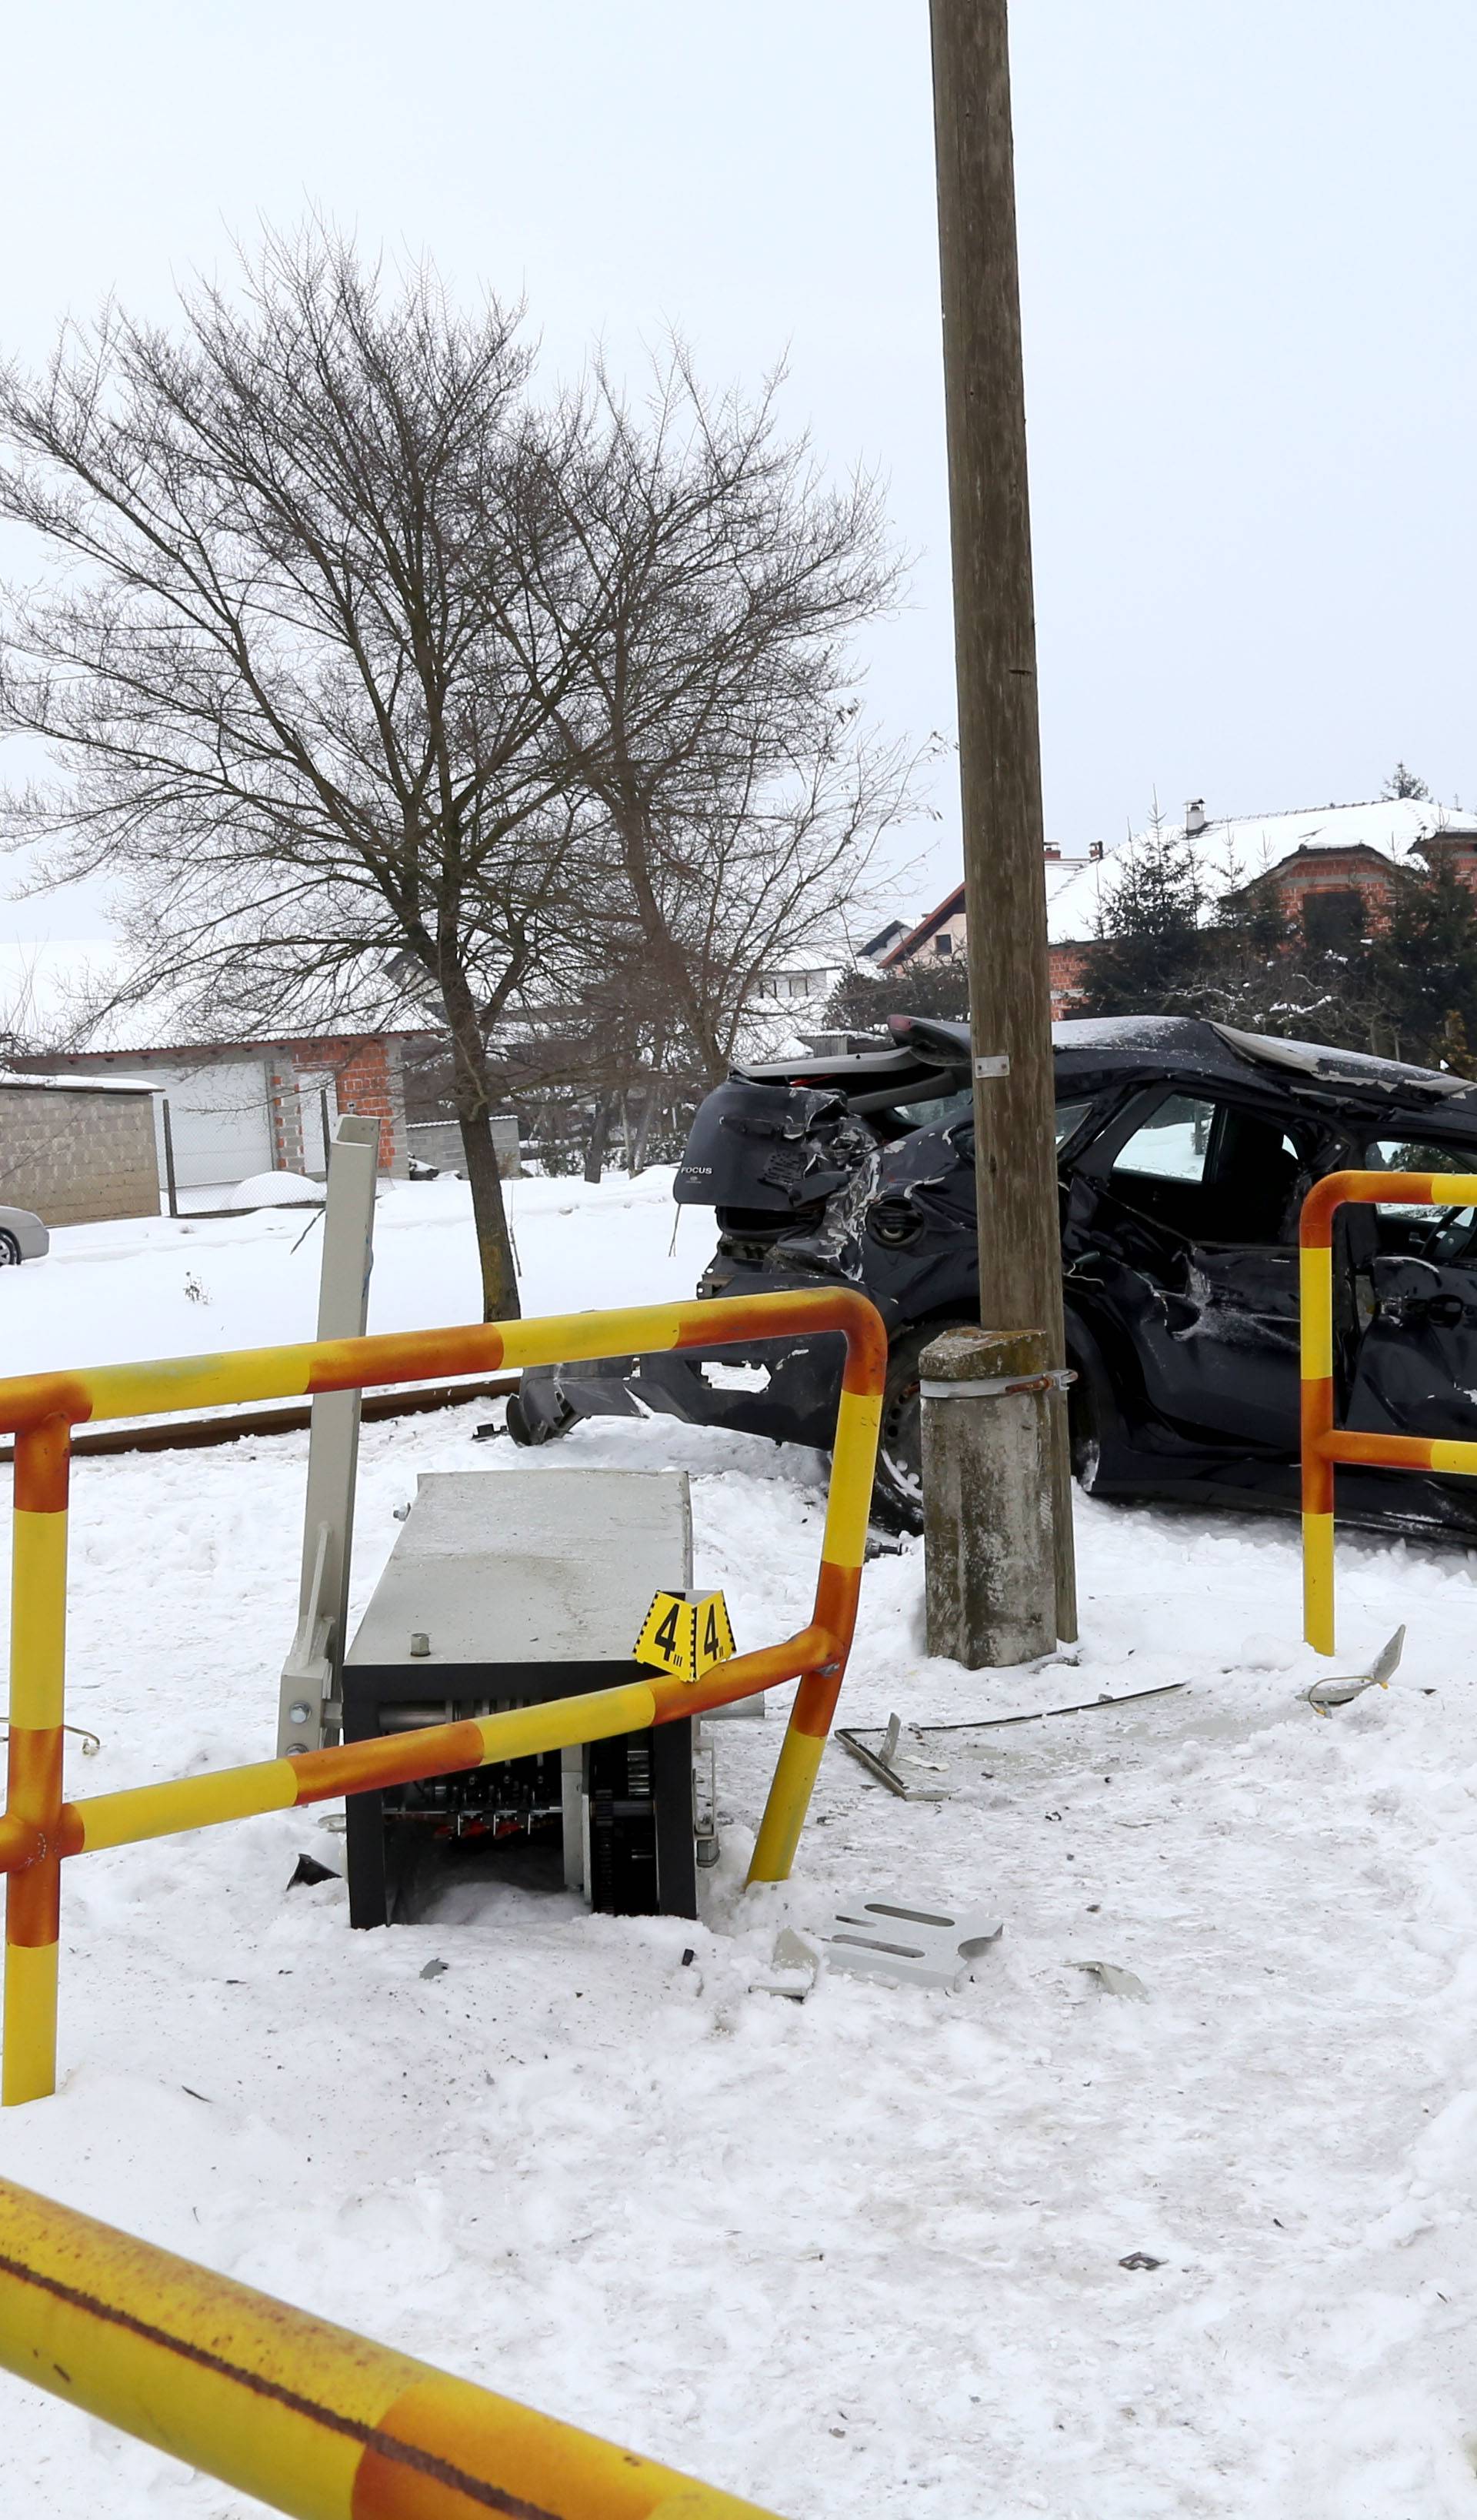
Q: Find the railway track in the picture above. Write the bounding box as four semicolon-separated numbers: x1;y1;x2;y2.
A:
0;1375;517;1464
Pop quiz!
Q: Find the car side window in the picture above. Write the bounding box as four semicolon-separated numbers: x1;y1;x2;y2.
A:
1365;1137;1477;1262
1113;1094;1215;1183
1108;1093;1311;1247
1054;1098;1094;1151
894;1088;974;1130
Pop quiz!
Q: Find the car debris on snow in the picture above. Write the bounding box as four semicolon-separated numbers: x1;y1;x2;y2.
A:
769;1900;1004;1993
1305;1624;1405;1713
1070;1960;1150;2001
837;1713;953;1799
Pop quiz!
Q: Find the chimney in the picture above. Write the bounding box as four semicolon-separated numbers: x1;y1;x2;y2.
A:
1089;841;1104;862
1042;842;1061;860
1185;799;1209;838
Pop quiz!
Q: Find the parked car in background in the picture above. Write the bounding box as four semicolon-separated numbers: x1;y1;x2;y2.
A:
0;1203;48;1266
510;1013;1477;1543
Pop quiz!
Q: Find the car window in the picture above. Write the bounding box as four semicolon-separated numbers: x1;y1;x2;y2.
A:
893;1089;972;1130
1366;1138;1477;1200
1109;1094;1310;1246
1054;1098;1093;1150
1365;1137;1477;1257
1113;1095;1217;1182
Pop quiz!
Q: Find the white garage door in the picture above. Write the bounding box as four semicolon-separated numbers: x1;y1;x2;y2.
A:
151;1060;275;1189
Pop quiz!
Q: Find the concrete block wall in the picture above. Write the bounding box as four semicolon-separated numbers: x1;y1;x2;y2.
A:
405;1116;521;1177
0;1085;160;1226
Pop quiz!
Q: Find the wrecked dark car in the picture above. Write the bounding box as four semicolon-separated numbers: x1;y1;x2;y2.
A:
508;1012;1477;1543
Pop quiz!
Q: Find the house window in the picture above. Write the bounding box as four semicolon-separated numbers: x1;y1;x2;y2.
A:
1302;888;1365;950
934;934;953;956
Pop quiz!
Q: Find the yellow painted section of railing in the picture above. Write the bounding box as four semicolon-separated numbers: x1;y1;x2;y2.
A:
1;1948;57;2114
0;2171;784;2519
0;1290;885;2106
1298;1241;1333;1380
819;1386;885;1566
1301;1170;1477;1654
749;1730;826;1884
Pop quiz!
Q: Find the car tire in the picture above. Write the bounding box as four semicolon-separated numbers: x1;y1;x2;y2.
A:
869;1320;974;1535
502;1390;543;1447
0;1231;21;1267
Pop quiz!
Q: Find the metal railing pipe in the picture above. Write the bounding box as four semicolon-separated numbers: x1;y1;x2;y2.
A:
1;1290;885;2103
1301;1169;1477;1653
0;2171;782;2520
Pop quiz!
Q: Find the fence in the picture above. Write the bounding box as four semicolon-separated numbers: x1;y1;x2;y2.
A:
1301;1167;1477;1651
0;2168;783;2518
0;1287;886;2106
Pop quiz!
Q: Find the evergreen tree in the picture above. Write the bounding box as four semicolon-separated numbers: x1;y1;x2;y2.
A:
1075;809;1205;1016
1365;853;1477;1070
825;953;969;1033
1382;763;1430;800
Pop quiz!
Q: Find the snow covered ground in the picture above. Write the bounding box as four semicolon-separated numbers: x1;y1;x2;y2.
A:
5;1173;1477;2515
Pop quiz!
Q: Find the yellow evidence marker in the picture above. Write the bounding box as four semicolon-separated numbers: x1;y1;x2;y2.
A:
634;1587;736;1685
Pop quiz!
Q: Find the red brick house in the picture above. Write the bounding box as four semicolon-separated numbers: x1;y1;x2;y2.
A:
881;801;1477;1019
879;843;1105;1017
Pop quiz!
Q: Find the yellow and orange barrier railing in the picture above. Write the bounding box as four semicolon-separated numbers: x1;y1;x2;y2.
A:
1302;1168;1477;1651
0;1289;886;2106
0;2170;784;2518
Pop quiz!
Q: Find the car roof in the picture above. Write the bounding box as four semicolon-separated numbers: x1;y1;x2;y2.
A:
734;1009;1477;1124
1052;1014;1477;1112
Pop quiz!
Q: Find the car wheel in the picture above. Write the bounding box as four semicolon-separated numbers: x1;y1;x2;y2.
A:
869;1321;974;1535
0;1231;21;1267
503;1391;543;1447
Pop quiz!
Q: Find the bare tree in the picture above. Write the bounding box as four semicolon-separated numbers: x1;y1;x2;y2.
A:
0;224;602;1317
518;355;924;1086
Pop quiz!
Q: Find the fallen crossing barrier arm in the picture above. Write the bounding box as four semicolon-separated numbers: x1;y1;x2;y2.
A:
0;2169;784;2519
2;1287;885;2104
1302;1166;1477;1653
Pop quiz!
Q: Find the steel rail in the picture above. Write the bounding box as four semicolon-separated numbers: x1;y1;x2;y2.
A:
1;1289;885;2104
0;2170;783;2518
0;1373;519;1464
1301;1168;1477;1652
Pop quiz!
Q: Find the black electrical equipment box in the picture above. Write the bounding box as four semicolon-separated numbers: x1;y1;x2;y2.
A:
339;1472;711;1928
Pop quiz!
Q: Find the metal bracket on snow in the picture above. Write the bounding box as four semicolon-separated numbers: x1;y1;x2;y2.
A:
837;1714;951;1801
1305;1624;1404;1714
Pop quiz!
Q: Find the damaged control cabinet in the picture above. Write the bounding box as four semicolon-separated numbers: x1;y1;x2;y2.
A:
342;1469;713;1927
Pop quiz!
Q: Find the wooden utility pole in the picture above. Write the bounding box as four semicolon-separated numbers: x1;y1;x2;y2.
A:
929;0;1078;1641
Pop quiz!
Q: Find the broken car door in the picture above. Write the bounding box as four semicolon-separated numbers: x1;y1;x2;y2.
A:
1065;1086;1338;1450
1342;1135;1477;1447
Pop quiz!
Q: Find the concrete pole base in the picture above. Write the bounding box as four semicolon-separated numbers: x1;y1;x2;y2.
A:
921;1324;1057;1669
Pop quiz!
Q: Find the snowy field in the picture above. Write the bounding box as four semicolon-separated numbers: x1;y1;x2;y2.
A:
5;1172;1477;2515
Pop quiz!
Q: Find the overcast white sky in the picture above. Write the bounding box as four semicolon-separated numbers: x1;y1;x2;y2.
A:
2;0;1473;940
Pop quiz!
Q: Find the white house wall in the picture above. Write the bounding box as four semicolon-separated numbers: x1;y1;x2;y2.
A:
146;1059;275;1189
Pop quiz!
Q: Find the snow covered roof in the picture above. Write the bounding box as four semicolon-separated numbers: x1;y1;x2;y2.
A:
0;1065;162;1096
0;936;428;1054
884;852;1096;966
1046;796;1477;943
